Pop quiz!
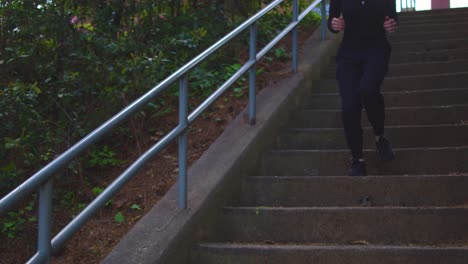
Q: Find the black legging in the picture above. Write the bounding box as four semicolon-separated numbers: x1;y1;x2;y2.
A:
336;49;389;160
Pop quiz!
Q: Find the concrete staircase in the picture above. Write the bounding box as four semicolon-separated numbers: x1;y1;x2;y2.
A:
193;8;468;263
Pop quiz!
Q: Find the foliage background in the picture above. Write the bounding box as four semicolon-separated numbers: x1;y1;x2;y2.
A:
0;0;321;262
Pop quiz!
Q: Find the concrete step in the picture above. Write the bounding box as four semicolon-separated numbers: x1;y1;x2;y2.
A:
325;61;468;78
323;49;468;65
399;16;468;23
313;72;468;93
394;22;468;31
306;88;468;109
294;105;468;128
395;23;468;38
390;49;468;64
260;146;468;176
401;7;468;15
398;8;468;20
324;60;468;78
195;244;468;264
189;8;468;264
240;175;468;207
277;125;468;149
389;29;468;42
392;38;468;53
399;8;468;16
219;207;468;244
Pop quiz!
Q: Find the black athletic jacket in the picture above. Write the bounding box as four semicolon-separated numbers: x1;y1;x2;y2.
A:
327;0;399;53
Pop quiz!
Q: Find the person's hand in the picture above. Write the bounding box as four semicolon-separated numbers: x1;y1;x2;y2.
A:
331;16;345;32
384;16;398;33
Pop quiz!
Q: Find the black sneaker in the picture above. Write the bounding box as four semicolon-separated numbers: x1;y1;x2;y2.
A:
376;136;395;161
348;159;367;176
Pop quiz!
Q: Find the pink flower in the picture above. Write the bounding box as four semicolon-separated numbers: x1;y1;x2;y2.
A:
70;16;79;25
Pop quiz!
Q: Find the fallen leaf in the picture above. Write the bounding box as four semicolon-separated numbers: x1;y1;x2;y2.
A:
350;240;369;245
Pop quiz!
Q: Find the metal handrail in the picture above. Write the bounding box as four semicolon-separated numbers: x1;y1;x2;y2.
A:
400;0;417;12
0;0;328;263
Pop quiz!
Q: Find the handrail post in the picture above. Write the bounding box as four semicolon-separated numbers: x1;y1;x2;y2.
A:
248;22;257;125
178;75;189;209
38;179;53;263
292;0;299;73
321;0;327;41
